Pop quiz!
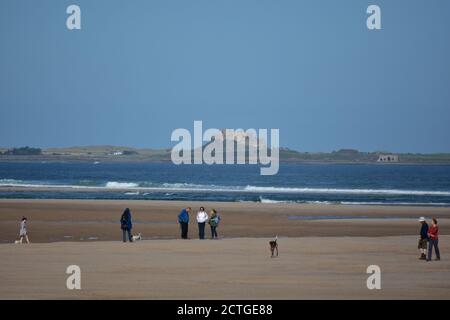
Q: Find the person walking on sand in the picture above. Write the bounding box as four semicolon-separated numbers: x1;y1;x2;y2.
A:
418;217;429;260
178;207;191;239
196;207;209;240
19;217;30;244
208;209;221;239
427;218;441;261
120;208;133;243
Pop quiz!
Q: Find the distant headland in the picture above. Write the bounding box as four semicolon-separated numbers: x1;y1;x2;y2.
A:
1;146;450;164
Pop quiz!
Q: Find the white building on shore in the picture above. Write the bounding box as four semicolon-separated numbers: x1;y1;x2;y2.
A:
377;154;399;162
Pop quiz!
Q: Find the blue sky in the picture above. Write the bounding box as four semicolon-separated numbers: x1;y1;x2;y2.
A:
1;0;449;152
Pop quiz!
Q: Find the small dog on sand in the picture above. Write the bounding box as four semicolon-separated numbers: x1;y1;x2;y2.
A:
14;240;21;244
132;233;142;241
269;236;278;258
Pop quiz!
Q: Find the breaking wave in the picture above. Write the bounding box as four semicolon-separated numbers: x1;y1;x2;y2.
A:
1;179;450;197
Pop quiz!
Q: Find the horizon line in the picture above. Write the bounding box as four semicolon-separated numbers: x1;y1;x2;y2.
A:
1;144;450;155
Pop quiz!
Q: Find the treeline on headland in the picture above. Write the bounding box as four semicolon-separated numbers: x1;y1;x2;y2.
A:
1;145;450;164
0;146;42;156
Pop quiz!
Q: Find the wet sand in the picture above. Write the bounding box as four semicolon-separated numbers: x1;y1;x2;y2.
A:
0;199;449;243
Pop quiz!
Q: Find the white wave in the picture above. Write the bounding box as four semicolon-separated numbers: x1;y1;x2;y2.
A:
259;197;288;204
0;179;58;188
160;182;235;191
305;200;333;205
0;179;24;184
105;182;139;189
124;192;140;195
340;201;450;206
243;186;450;196
0;180;103;190
1;179;450;198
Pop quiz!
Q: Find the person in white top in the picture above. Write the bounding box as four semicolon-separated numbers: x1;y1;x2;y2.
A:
196;207;209;240
19;216;30;244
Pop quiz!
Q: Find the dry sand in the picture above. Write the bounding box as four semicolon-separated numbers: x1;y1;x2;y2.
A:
0;199;449;299
0;236;449;299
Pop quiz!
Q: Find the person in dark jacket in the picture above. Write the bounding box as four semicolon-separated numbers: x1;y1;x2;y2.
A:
178;207;191;239
208;209;221;239
120;208;133;242
418;217;429;260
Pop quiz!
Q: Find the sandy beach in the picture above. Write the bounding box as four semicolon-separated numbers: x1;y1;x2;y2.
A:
2;0;450;303
0;236;449;299
1;199;449;243
0;199;449;299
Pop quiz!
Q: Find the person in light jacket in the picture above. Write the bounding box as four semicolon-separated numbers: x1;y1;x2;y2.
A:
178;207;191;239
196;207;209;240
19;216;30;244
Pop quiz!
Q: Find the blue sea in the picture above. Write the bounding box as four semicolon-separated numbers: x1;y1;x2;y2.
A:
1;162;450;206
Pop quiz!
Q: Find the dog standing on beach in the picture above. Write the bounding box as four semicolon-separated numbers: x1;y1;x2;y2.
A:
269;236;278;258
132;233;142;241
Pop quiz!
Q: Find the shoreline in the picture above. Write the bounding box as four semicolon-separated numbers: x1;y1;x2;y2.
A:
1;186;450;208
1;196;449;208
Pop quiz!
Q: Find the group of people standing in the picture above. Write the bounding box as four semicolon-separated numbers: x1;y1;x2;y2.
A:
119;206;221;242
418;217;440;261
178;207;221;240
15;211;442;260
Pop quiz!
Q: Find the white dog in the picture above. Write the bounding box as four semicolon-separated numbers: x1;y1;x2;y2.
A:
132;233;142;241
14;240;21;244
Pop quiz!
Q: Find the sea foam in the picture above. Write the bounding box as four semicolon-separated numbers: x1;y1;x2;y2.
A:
105;182;139;189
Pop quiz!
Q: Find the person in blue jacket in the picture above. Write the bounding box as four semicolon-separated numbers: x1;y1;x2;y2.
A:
178;207;191;239
120;208;133;242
